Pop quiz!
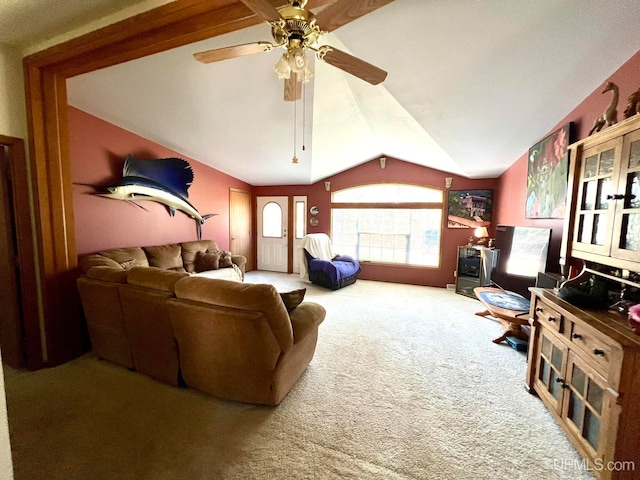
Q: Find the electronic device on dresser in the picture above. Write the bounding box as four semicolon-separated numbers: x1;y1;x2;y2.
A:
455;246;498;297
491;225;552;299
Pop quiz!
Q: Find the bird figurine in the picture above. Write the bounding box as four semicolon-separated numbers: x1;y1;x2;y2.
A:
589;81;619;135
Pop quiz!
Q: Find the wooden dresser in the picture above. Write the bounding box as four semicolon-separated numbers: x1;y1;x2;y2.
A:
526;288;640;479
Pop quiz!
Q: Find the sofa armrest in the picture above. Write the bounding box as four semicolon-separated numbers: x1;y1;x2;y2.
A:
231;255;247;277
289;302;326;344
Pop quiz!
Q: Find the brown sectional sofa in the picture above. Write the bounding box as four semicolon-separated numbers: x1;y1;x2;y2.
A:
76;264;326;405
79;239;247;282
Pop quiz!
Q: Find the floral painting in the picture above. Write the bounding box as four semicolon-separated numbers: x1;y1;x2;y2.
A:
526;123;572;218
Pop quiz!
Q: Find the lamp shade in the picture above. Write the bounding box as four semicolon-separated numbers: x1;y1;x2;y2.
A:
474;227;489;245
474;227;489;239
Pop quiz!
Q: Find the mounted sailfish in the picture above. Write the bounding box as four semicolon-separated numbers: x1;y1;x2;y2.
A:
97;155;216;239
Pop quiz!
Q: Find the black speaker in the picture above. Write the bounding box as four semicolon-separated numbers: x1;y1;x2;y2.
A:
536;272;562;289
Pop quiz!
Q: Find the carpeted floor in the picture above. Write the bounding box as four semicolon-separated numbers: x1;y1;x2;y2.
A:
3;272;595;479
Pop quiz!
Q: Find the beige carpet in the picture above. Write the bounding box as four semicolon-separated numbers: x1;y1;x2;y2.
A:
4;273;594;480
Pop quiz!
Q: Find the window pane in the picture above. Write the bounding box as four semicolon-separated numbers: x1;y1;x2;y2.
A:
584;409;600;450
598;149;615;175
331;208;441;267
332;183;443;203
262;202;282;238
295;201;305;239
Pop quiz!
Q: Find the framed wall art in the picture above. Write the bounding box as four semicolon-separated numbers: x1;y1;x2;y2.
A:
526;123;572;219
447;189;493;228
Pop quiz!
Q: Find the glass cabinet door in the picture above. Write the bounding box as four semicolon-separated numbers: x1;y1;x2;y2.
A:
611;128;640;262
534;329;568;415
562;351;609;459
572;137;623;256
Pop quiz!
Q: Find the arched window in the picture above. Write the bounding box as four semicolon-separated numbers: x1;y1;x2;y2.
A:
331;184;443;267
262;202;283;238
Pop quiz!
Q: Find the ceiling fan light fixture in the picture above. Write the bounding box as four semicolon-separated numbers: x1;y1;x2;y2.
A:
300;62;313;83
274;48;313;83
288;46;308;73
273;53;291;79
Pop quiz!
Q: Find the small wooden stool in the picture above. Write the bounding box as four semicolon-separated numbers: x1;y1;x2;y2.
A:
473;287;530;344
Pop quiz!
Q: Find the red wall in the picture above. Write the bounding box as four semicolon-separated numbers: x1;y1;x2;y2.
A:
255;156;497;287
69;107;251;255
496;48;640;273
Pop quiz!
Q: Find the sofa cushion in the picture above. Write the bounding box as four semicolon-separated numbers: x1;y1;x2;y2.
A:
279;288;306;312
127;266;188;292
99;247;149;268
85;266;130;283
208;249;233;268
143;244;185;272
180;240;218;273
79;254;122;272
174;277;294;351
195;251;220;272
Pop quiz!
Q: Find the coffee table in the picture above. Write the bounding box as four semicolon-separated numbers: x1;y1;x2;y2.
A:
473;287;531;344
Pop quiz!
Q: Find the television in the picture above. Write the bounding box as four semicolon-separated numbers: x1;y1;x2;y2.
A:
491;225;552;299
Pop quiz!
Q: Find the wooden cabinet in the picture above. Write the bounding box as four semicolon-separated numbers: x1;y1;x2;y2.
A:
454;246;498;297
565;115;640;271
527;288;640;479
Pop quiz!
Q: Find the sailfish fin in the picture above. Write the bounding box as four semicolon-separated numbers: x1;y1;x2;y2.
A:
122;155;194;199
127;200;149;212
197;213;218;240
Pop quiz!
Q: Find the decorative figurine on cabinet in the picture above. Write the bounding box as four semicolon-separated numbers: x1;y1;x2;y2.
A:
589;81;619;135
624;85;640;118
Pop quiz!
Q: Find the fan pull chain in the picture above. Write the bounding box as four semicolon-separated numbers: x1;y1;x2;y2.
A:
302;82;306;152
292;94;298;163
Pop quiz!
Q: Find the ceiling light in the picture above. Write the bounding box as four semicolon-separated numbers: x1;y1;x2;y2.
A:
273;48;313;84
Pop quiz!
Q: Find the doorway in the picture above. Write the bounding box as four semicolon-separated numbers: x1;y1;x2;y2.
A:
257;196;289;272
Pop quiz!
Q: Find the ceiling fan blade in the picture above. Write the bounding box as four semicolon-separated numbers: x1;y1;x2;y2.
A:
320;47;387;85
313;0;394;32
239;0;282;23
284;73;302;102
193;42;272;64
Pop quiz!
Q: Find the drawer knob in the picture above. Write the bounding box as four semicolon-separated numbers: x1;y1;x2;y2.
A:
548;317;556;322
572;333;583;339
536;307;543;313
593;349;605;356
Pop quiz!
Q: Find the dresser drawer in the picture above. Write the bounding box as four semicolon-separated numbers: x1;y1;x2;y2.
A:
568;321;614;375
533;299;563;333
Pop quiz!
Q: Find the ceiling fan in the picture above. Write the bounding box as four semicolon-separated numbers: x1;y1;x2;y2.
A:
193;0;393;101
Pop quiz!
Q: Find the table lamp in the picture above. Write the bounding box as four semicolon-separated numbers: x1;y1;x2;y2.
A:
474;227;489;245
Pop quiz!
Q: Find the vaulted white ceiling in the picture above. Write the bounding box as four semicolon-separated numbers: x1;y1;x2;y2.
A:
4;1;640;186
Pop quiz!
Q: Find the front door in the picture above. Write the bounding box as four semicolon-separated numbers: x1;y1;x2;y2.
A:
257;196;288;272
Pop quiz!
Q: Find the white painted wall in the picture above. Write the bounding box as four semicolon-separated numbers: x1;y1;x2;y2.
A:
0;40;23;480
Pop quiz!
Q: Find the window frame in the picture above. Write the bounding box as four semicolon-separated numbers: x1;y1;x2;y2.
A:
330;184;445;269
